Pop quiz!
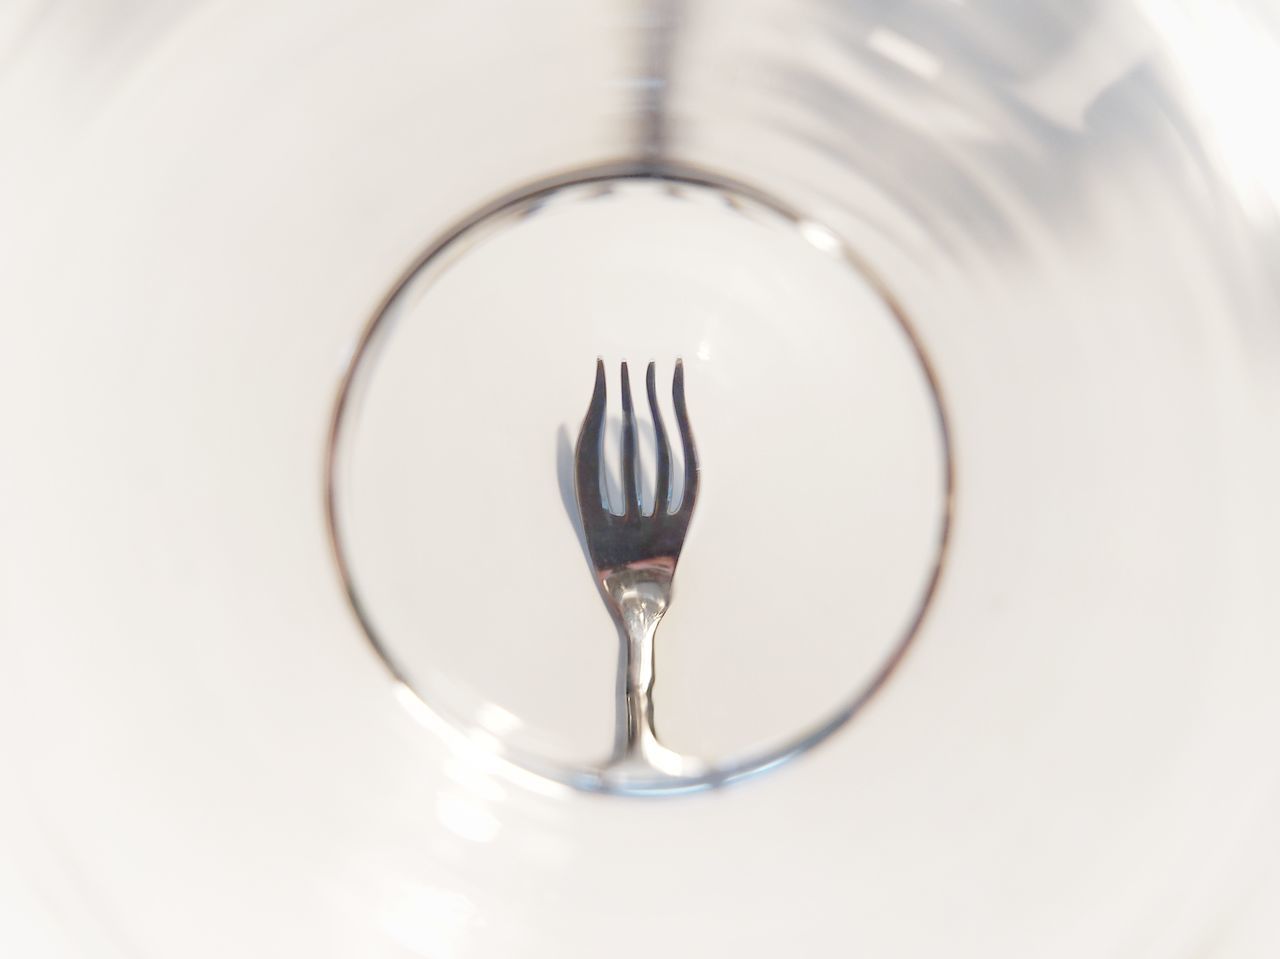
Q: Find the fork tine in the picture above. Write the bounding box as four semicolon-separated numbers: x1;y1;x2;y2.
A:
575;359;607;511
620;361;639;518
647;361;671;516
672;359;698;516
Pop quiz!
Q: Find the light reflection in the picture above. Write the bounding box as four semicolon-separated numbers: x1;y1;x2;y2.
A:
867;27;943;80
1138;0;1280;219
798;219;843;256
475;701;521;735
395;681;454;739
393;682;570;799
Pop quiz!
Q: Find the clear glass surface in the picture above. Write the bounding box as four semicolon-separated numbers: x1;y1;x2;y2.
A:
3;1;1280;957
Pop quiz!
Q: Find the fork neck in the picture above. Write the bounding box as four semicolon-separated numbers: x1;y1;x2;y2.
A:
603;557;672;622
598;561;685;773
601;563;671;685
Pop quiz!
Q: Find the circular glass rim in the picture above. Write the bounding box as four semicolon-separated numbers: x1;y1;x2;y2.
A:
324;159;957;796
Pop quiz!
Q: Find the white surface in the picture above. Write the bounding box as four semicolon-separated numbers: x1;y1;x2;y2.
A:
3;1;1280;957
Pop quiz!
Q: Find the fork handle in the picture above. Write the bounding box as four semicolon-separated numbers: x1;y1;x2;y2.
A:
621;610;659;756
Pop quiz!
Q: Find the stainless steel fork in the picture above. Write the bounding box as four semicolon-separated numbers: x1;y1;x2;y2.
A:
574;359;699;777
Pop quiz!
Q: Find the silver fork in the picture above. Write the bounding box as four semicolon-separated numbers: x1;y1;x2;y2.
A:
574;359;699;778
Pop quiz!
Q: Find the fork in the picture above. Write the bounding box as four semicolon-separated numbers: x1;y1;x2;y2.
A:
574;359;699;778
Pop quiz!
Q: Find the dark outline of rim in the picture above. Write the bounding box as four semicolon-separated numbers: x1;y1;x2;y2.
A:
324;159;955;797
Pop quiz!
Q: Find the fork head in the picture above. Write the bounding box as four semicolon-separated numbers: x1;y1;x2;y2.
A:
573;359;699;608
